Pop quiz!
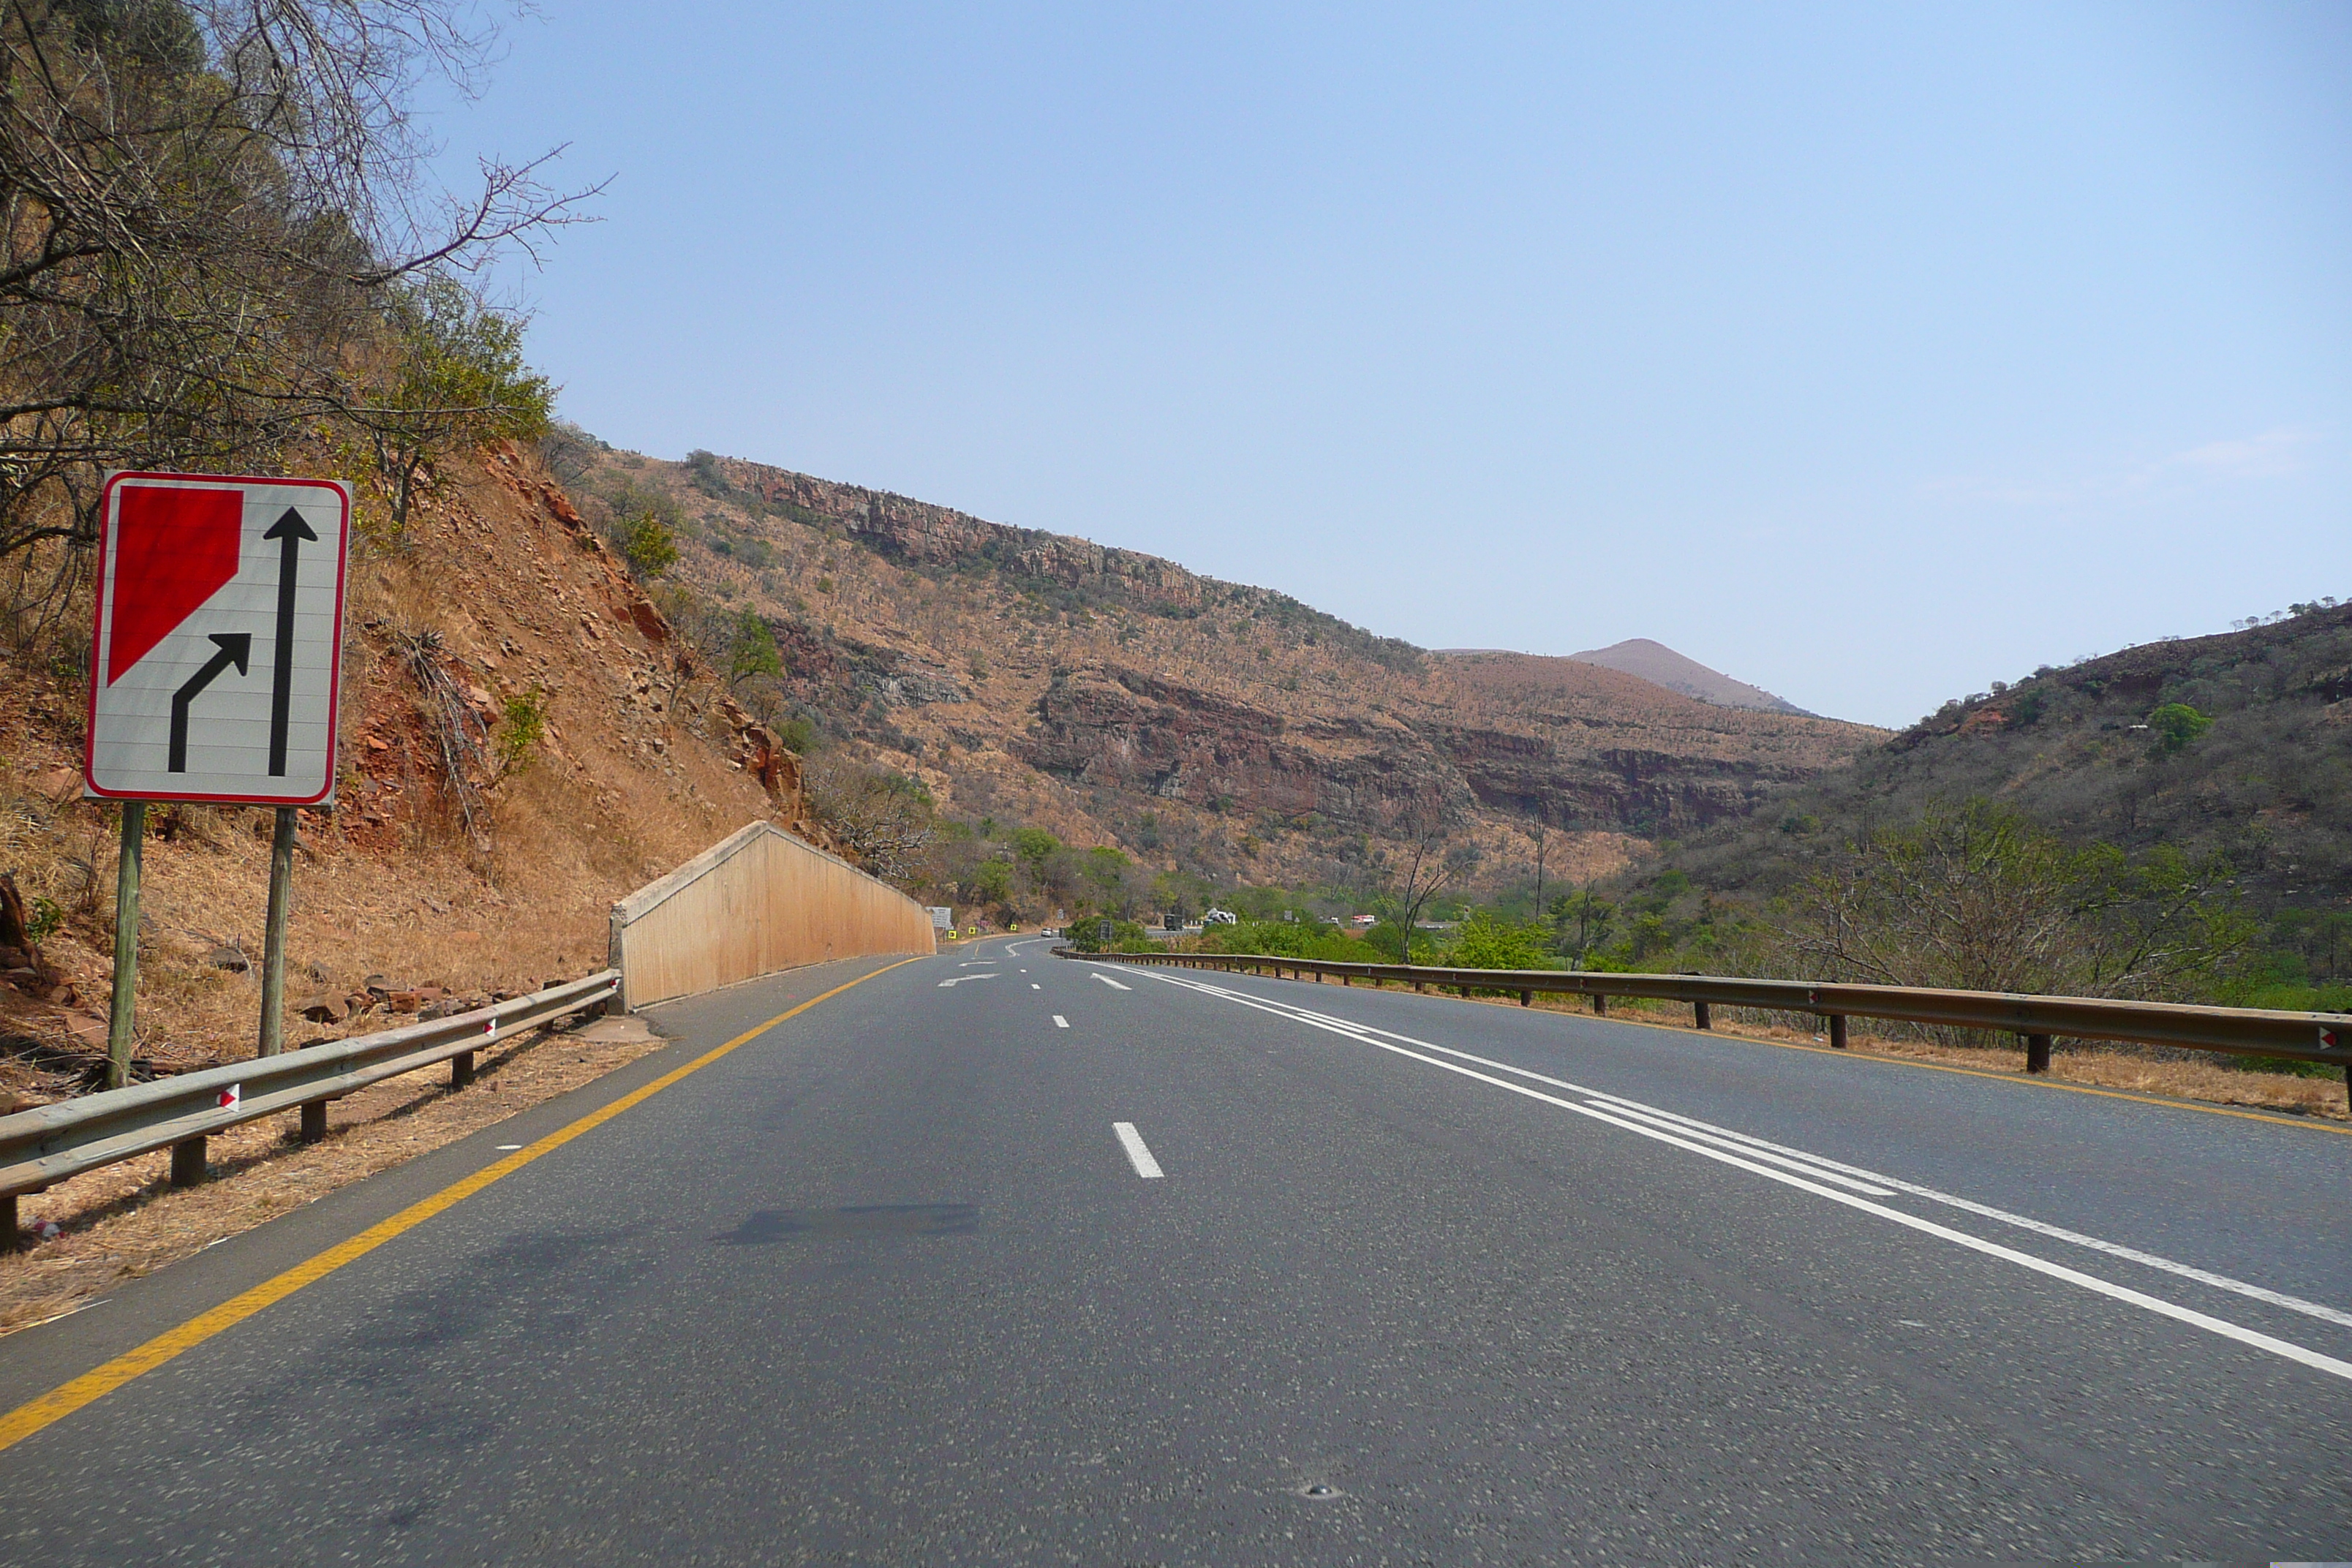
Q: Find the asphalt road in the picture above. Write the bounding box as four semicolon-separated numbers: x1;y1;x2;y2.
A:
1;938;2348;1564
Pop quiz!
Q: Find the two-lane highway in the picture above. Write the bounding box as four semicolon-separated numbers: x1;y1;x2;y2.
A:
0;938;2345;1563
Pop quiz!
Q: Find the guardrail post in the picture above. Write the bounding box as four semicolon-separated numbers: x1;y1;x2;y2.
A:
451;1049;475;1087
170;1136;206;1188
1693;1001;1711;1030
1591;993;1607;1016
2024;1033;2052;1074
1414;978;1425;993
1520;988;1531;1006
1828;1015;1848;1050
2;1194;16;1251
299;1102;328;1142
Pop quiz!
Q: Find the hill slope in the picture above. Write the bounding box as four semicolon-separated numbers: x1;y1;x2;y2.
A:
1662;604;2352;979
1568;638;1814;716
0;443;813;1103
553;439;1885;891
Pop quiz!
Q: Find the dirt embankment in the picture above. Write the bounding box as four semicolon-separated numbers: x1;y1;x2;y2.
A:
0;442;806;1109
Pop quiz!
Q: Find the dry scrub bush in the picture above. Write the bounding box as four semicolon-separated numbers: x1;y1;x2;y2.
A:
1776;799;2258;1052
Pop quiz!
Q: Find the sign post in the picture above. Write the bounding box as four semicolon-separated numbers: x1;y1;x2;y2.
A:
257;809;298;1057
104;802;145;1090
85;473;352;1086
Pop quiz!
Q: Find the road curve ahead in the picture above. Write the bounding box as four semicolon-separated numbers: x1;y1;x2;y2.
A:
1;938;2348;1564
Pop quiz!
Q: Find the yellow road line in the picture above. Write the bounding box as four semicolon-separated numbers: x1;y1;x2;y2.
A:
0;955;926;1455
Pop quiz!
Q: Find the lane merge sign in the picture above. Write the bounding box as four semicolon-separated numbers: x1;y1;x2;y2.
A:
84;472;353;805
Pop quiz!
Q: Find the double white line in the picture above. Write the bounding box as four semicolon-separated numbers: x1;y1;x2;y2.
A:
1138;967;2352;1383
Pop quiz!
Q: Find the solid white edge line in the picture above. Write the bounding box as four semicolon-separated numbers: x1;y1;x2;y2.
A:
1580;1101;1898;1196
1131;966;2352;1382
1053;1015;1068;1028
1112;1122;1164;1178
1156;970;2352;1334
1586;1087;2352;1333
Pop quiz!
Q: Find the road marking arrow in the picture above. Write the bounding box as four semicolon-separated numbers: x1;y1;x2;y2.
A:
263;508;317;777
168;633;251;772
1090;972;1131;991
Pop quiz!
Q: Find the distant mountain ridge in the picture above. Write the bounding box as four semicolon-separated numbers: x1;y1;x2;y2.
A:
1567;638;1814;717
550;438;1885;889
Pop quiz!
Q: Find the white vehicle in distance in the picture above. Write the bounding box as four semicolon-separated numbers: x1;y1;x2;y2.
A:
1201;908;1239;925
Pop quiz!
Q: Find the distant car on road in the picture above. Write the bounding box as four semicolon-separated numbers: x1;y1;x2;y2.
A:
1202;908;1239;925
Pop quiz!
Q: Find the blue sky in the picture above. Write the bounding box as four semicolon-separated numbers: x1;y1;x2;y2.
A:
430;2;2351;726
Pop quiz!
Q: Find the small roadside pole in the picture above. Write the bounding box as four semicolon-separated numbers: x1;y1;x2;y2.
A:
83;473;353;1167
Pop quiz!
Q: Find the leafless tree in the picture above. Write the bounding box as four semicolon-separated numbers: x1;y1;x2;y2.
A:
0;0;596;580
1374;799;1477;962
1782;799;2254;1002
804;754;938;887
1530;804;1548;913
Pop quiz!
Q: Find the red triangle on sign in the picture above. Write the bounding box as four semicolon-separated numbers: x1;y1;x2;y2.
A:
107;486;244;685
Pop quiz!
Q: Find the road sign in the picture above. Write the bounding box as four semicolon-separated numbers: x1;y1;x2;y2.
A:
84;472;353;805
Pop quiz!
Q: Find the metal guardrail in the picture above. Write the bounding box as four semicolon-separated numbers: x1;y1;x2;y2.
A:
0;970;620;1237
1060;949;2349;1079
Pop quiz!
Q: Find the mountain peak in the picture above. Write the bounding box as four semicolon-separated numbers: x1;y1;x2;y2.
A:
1567;638;1814;717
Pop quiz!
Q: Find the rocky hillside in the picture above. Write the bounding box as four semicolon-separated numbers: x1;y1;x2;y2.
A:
0;443;817;1104
553;439;1885;890
1667;603;2352;943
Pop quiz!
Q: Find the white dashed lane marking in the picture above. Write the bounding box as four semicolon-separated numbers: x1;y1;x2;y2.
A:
1113;1123;1164;1179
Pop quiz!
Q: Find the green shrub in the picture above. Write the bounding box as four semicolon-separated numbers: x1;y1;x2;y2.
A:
2146;702;2213;753
616;510;678;578
493;689;549;779
26;896;63;944
1444;912;1558;970
1068;917;1152;953
1199;919;1362;961
728;610;783;685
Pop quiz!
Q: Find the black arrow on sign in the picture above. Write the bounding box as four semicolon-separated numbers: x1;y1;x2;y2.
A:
168;633;251;773
263;508;316;777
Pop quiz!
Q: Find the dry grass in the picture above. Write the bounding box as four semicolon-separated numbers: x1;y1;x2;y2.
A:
0;1017;668;1336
